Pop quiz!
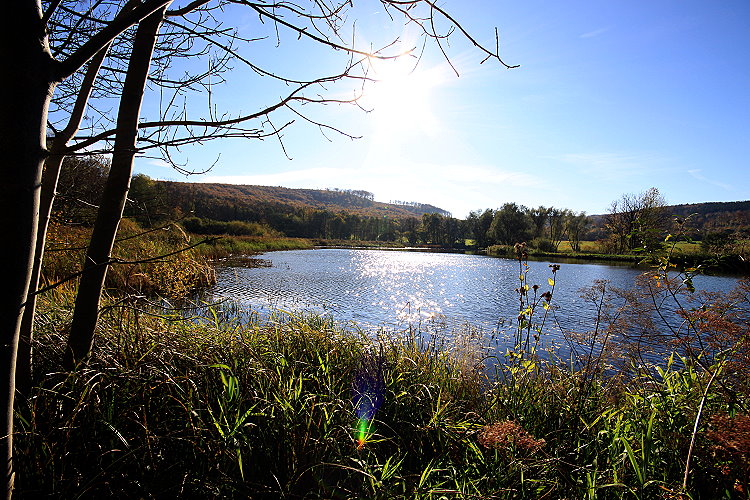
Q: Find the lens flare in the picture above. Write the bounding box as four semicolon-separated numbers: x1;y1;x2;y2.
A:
356;417;371;450
352;351;385;450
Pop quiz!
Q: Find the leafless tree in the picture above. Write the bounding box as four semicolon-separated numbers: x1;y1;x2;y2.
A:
605;187;667;254
2;1;516;496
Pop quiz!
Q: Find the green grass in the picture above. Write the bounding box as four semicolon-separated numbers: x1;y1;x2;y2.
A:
312;238;407;248
196;235;314;259
15;288;749;498
21;224;750;497
555;240;601;253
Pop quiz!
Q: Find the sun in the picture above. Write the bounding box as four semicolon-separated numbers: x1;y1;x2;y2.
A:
362;56;442;137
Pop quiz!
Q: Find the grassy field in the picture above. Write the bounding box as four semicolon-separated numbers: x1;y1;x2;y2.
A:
550;240;703;255
555;240;601;253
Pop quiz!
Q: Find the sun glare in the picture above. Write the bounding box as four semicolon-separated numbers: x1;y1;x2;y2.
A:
363;56;442;136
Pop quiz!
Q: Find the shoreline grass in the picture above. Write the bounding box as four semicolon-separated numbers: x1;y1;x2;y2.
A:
24;222;749;498
486;244;750;275
15;290;749;498
195;235;315;259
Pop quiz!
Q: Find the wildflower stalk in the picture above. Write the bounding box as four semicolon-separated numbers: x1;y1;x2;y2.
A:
682;358;723;491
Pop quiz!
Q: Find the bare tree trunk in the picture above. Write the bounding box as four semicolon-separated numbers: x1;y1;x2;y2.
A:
17;45;111;396
66;6;169;368
0;2;55;497
15;155;63;397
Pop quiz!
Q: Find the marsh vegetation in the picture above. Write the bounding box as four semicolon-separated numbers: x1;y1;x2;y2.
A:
16;225;750;498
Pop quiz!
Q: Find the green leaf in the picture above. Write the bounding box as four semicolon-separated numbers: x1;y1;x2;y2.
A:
620;437;644;485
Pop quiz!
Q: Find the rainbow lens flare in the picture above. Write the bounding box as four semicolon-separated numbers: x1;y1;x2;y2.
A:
352;351;385;450
356;417;371;450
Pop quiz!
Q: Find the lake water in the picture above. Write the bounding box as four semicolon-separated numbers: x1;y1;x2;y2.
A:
210;248;741;359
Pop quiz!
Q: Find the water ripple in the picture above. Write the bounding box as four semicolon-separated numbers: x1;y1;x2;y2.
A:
211;248;739;356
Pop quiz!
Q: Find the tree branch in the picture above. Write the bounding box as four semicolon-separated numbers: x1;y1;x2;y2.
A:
65;66;361;152
55;0;173;81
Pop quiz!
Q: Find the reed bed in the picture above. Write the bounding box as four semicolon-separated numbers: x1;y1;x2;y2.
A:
14;285;749;499
17;225;750;498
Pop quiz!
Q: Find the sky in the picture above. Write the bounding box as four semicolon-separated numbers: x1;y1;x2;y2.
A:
133;0;750;219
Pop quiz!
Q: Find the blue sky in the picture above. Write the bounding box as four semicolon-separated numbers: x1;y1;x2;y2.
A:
134;0;750;218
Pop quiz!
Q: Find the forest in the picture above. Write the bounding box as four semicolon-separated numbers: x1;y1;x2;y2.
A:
60;157;750;258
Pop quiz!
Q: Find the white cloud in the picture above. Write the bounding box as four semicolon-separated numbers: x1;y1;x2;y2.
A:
557;152;666;181
146;159;172;169
580;27;610;39
687;169;733;191
202;167;350;188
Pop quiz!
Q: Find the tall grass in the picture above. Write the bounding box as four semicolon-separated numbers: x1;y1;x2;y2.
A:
43;219;216;299
15;294;749;498
15;228;750;498
196;235;314;260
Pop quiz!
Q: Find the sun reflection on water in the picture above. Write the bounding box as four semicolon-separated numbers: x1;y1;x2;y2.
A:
212;248;740;360
351;250;467;324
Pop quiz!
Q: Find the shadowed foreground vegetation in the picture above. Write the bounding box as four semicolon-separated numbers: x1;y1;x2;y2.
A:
15;249;750;498
42;219;313;300
16;222;749;498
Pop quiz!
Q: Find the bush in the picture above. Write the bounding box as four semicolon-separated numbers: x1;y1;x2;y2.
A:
529;238;556;253
182;217;281;237
700;231;735;255
485;244;515;257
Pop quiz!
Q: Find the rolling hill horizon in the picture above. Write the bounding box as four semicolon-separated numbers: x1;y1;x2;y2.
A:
155;177;749;221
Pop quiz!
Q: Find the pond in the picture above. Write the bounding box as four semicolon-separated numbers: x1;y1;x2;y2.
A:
210;248;741;360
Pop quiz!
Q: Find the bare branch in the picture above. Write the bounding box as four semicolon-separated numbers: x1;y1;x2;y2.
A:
65;63;362;153
423;0;518;69
166;0;212;17
55;0;173;81
238;0;414;61
53;43;112;149
42;0;64;27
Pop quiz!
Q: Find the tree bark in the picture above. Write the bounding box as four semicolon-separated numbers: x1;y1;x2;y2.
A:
0;2;56;497
66;5;169;367
15;155;63;397
17;45;111;397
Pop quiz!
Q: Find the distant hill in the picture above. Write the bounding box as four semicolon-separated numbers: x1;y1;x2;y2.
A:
149;180;451;220
668;201;750;233
130;176;749;241
588;200;750;239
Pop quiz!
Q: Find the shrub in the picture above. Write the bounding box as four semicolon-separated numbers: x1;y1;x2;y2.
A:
529;238;556;253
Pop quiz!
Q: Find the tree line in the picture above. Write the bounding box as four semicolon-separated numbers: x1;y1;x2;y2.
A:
56;160;748;258
57;157;750;259
51;158;594;248
120;168;591;248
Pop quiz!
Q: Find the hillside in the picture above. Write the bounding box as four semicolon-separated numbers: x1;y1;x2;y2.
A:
669;200;750;234
156;181;451;220
587;200;750;240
